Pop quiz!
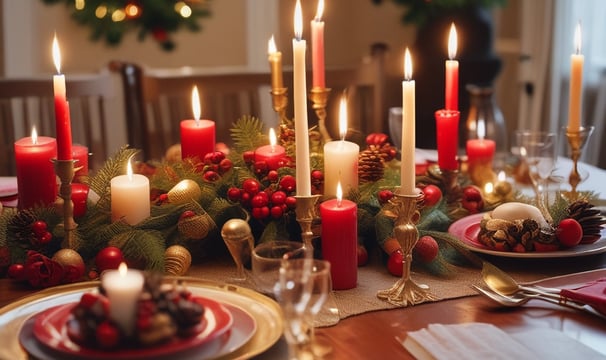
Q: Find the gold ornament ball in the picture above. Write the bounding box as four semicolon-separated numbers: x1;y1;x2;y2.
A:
52;249;85;267
221;218;253;243
168;179;202;204
164;245;192;276
178;213;214;239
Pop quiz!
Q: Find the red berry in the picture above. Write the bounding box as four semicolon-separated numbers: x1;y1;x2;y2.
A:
180;210;196;220
366;133;389;146
203;170;220;182
279;175;296;193
31;220;48;237
219;158;233;173
242;179;261;195
243;151;255;164
96;321;120;349
270;205;284;219
71;183;90;218
38;231;53;245
357;245;369;266
8;263;26;281
251;193;269;208
240;191;251;206
158;193;169;202
377;189;394;204
413;236;439;263
311;170;324;181
267;170;279;182
421;185;442;207
227;187;241;202
271;191;287;206
254;161;269;175
252;206;270;219
557;218;583;248
387;249;403;277
285;196;297;209
462;185;483;202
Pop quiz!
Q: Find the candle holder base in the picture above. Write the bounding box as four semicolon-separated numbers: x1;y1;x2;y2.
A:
54;159;77;249
270;87;289;122
294;195;321;258
309;87;332;143
377;191;438;306
563;126;594;200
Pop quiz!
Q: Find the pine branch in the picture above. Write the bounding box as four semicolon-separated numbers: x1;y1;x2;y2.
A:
230;115;266;153
88;146;139;197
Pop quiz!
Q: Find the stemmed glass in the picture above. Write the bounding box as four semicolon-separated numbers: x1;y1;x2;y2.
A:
274;258;332;359
515;131;558;224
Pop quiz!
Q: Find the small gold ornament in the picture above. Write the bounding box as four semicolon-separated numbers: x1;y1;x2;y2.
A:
178;213;215;239
168;179;202;204
52;248;85;268
164;245;192;276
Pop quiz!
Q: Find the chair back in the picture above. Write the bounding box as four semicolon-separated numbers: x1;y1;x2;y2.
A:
0;74;113;175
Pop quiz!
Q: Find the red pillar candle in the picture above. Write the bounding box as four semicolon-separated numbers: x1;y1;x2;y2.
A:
445;23;459;111
320;182;357;290
180;86;215;161
435;109;460;170
311;0;325;88
466;120;495;185
72;144;89;177
14;128;57;209
52;35;72;161
254;128;286;170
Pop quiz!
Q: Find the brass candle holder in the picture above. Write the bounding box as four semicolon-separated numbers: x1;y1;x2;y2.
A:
294;194;321;258
54;159;77;248
270;87;289;121
309;86;332;143
564;126;594;199
377;191;438;306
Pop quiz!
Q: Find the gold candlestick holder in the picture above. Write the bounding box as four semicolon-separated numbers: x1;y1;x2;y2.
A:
564;126;594;199
377;191;438;306
54;159;77;249
294;194;321;258
309;86;332;143
270;87;289;121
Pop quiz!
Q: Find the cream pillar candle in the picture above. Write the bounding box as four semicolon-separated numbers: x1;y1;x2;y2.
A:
293;0;311;196
323;96;359;197
400;48;416;195
567;22;583;132
111;160;150;225
101;263;144;336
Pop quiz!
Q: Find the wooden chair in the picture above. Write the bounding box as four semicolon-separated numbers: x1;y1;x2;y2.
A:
109;43;392;161
0;73;114;175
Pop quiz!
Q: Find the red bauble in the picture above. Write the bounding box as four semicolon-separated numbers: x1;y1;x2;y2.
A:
413;236;439;263
95;246;124;272
557;218;583;248
71;183;90;218
387;249;403;277
8;263;26;281
421;185;442;207
96;321;120;349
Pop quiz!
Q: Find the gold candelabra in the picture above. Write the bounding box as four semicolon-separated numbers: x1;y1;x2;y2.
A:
54;159;77;248
564;126;594;199
309;87;332;143
377;190;438;306
294;195;321;258
270;87;289;121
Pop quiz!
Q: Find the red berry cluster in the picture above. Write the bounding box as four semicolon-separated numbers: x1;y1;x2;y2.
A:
31;220;52;246
199;151;233;182
227;176;298;221
241;150;294;177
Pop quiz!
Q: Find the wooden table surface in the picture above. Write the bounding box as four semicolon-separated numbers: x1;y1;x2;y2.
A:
2;253;606;359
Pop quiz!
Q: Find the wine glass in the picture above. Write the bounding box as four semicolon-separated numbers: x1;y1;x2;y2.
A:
274;258;332;359
515;131;558;224
251;240;304;295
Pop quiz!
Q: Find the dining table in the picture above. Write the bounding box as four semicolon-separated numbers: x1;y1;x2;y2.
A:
1;156;605;359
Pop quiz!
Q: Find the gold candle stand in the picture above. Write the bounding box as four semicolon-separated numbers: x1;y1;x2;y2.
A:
294;195;321;258
270;87;289;121
309;87;332;143
377;191;438;306
564;126;594;198
54;159;77;248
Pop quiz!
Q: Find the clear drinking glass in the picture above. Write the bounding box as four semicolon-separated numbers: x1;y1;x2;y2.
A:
251;240;305;295
515;130;558;224
275;258;332;360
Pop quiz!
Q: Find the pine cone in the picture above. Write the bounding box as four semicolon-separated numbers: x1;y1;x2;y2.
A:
567;199;606;244
358;145;386;183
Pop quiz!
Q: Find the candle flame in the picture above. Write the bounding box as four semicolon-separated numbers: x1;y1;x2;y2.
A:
339;95;348;140
484;182;494;194
269;127;277;151
404;47;412;81
336;181;343;207
127;159;133;181
315;0;324;21
192;85;201;123
118;262;128;276
574;22;582;55
52;34;62;74
268;35;277;54
448;23;457;60
498;170;506;182
477;118;486;140
31;126;38;145
294;0;303;40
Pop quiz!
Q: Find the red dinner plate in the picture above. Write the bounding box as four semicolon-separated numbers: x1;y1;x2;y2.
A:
448;212;606;258
30;296;233;360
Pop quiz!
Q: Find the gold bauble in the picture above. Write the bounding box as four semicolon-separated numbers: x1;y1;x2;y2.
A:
165;143;182;163
52;249;85;268
164;245;192;276
178;213;215;239
168;179;202;204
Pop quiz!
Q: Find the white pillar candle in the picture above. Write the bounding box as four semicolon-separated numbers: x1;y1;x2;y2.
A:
401;48;416;195
324;96;359;197
293;0;311;196
101;263;144;336
111;160;150;225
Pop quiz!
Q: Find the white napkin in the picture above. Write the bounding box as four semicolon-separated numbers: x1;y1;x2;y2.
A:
402;323;606;360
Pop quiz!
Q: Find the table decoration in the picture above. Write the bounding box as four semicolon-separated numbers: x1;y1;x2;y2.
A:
180;86;216;161
564;126;594;198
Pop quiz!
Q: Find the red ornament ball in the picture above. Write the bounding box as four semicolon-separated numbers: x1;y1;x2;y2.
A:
95;246;124;272
387;249;403;277
413;235;439;263
421;185;442;207
556;218;583;248
71;183;90;218
31;220;48;237
8;263;26;281
96;321;120;349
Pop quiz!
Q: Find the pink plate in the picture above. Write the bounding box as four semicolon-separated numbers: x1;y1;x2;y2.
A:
448;212;606;259
30;296;233;360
